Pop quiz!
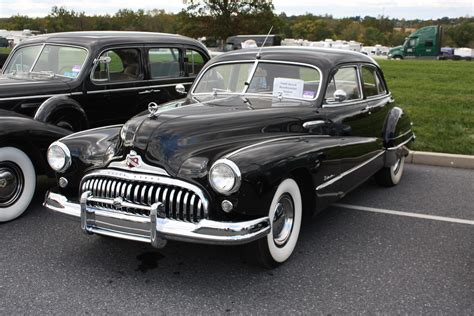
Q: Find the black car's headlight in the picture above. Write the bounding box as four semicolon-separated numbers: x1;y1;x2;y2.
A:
47;141;72;172
209;159;241;195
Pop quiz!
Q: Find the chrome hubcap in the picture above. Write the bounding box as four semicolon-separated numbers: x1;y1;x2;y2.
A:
272;193;294;247
0;162;24;207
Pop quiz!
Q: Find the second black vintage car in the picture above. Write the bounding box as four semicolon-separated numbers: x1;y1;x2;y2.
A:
44;47;414;268
0;31;210;222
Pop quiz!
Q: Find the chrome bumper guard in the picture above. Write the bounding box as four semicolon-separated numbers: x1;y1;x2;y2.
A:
44;191;271;247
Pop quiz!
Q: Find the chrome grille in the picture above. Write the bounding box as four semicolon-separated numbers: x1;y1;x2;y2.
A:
80;172;207;223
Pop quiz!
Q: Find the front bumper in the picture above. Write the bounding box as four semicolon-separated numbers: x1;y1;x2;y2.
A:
44;191;271;247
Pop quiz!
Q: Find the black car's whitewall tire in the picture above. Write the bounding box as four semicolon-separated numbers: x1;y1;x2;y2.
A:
375;154;405;187
0;147;36;222
247;178;302;268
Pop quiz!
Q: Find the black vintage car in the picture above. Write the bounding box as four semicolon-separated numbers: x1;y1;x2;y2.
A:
44;47;414;267
0;31;210;222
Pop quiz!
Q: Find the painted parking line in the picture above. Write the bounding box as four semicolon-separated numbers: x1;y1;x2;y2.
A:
334;203;474;226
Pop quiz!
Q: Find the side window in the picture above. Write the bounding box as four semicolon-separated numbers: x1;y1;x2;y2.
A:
148;48;181;79
92;48;141;82
185;49;206;76
361;66;386;97
425;40;433;47
325;66;361;102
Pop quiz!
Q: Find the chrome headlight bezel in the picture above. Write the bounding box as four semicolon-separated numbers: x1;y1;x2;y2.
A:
208;158;241;195
47;141;72;173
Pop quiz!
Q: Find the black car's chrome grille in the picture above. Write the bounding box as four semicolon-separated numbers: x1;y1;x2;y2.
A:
80;171;207;223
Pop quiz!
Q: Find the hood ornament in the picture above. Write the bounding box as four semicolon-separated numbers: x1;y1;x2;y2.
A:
126;150;141;168
148;102;160;118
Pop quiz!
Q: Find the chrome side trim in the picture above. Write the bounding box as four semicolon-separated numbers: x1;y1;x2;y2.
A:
87;82;194;94
316;151;385;191
386;135;414;151
0;93;71;102
82;169;209;212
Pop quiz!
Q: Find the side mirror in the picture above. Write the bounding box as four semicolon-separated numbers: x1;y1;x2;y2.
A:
90;56;111;82
97;56;111;64
333;89;347;102
175;84;186;95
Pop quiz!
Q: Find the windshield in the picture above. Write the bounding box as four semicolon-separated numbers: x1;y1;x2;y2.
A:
193;61;321;102
4;44;88;79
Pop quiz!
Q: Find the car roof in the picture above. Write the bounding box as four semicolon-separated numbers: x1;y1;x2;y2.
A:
17;31;209;53
210;46;379;70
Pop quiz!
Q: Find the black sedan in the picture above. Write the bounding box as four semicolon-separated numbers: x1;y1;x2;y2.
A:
0;31;210;221
44;47;414;268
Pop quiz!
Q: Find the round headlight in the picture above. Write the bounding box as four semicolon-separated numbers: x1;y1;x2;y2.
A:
47;142;71;172
209;159;241;195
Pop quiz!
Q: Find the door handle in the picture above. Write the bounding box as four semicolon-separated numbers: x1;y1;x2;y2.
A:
303;120;326;129
138;89;160;95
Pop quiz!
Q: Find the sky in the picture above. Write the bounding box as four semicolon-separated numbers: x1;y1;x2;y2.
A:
0;0;473;19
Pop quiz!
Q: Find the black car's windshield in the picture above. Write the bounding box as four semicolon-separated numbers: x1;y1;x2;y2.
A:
193;61;321;102
4;44;88;79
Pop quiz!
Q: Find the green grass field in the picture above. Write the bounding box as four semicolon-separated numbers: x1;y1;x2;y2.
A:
0;47;11;54
378;59;474;155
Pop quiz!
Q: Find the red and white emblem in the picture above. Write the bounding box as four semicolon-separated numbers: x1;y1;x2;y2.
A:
126;151;141;168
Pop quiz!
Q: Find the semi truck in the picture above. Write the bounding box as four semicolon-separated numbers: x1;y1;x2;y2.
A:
388;25;472;60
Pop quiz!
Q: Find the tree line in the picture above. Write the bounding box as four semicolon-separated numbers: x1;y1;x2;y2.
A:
0;3;473;47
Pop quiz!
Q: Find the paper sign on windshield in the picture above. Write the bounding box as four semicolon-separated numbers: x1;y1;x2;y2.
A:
272;78;304;99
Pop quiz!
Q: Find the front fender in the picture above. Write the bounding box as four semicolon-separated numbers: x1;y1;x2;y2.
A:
0;110;71;175
219;136;341;217
55;125;123;196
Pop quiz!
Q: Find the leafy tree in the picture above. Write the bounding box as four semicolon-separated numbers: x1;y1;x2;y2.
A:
447;22;474;47
181;0;275;44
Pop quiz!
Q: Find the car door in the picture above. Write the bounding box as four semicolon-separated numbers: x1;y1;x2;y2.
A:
321;65;381;195
137;45;207;110
86;46;144;127
360;64;392;147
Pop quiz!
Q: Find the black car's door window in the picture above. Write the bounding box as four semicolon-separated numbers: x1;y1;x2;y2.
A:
148;48;182;79
184;49;206;76
325;67;361;102
92;48;142;82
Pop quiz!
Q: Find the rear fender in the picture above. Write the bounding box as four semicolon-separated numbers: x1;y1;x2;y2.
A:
383;107;413;166
34;95;89;129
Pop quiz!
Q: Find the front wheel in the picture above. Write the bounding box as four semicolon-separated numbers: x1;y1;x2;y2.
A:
0;147;36;222
375;154;405;187
246;178;302;268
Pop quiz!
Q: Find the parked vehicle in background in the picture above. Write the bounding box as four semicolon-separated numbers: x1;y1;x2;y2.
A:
0;31;210;222
388;25;472;60
224;35;281;51
44;47;414;268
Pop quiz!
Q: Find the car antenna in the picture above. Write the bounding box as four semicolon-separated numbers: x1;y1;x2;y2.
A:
256;26;273;60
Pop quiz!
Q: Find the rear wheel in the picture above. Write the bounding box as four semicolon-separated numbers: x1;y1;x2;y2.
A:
48;111;83;132
246;178;302;268
0;147;36;222
375;154;405;187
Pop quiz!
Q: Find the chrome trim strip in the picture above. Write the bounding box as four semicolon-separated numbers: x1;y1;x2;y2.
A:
0;93;70;101
386;135;414;151
224;136;302;159
44;191;271;246
316;151;385;191
87;82;194;94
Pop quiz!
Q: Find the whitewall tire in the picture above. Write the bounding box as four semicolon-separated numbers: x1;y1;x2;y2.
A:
247;178;302;268
0;147;36;222
375;154;405;187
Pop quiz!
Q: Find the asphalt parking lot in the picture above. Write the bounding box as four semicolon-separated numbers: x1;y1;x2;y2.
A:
1;164;473;314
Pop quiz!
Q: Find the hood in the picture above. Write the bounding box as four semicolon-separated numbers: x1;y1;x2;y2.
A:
0;74;71;100
389;46;403;54
122;96;315;175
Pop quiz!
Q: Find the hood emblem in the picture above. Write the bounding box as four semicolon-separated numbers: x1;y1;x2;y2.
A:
148;102;160;118
113;197;124;209
126;150;141;168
